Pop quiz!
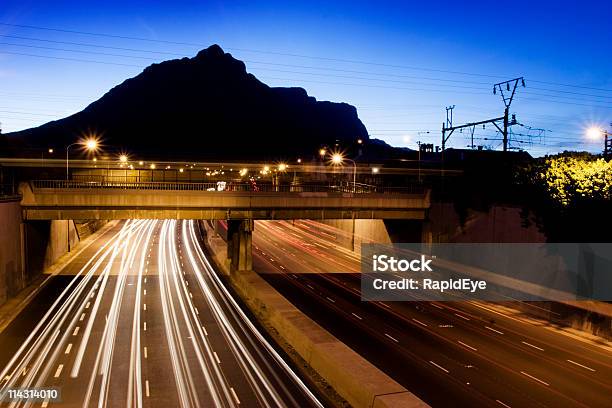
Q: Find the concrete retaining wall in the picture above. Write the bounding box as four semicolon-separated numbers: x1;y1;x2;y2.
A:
202;222;428;408
0;199;25;305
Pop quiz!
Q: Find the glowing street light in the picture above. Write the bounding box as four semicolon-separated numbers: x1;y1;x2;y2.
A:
329;152;357;193
319;148;327;158
66;137;99;180
119;154;129;163
150;164;156;169
587;127;604;140
372;167;380;174
239;168;248;177
278;163;287;171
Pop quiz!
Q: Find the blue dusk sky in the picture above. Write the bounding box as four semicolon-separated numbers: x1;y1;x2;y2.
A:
1;0;610;156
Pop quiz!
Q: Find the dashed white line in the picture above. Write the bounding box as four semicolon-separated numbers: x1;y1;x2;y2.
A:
351;312;363;320
230;387;241;404
144;347;148;359
429;361;449;373
454;313;470;321
64;343;72;355
213;351;221;364
496;399;511;408
202;325;208;336
412;318;428;327
458;340;478;351
79;313;85;321
143;303;147;311
194;307;199;315
144;289;147;296
54;364;63;378
72;327;80;336
326;296;335;303
567;359;596;372
145;380;150;397
485;326;504;335
384;333;399;343
41;400;49;408
520;371;549;386
143;322;147;331
521;341;544;351
85;302;90;309
431;303;444;309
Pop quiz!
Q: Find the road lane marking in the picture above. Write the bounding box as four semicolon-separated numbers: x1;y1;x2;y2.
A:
279;265;286;270
145;380;150;397
144;322;147;331
326;296;335;303
567;359;596;372
351;312;362;320
496;400;511;408
85;302;90;309
54;364;63;378
306;284;314;290
458;340;478;351
194;307;199;315
412;318;428;327
189;292;193;298
520;371;549;386
454;313;470;321
144;347;148;359
202;325;208;336
230;387;240;404
65;343;72;355
79;313;85;321
42;400;49;408
213;352;221;364
485;326;504;335
429;361;449;373
72;327;79;336
431;303;444;310
144;277;147;283
521;341;544;351
144;289;147;296
143;303;147;311
384;333;399;343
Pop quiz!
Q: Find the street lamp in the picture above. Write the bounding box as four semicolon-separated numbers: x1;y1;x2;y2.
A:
119;154;128;163
586;126;611;157
330;152;357;193
66;138;98;180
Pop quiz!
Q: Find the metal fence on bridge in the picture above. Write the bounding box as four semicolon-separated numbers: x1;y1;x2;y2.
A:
31;179;424;195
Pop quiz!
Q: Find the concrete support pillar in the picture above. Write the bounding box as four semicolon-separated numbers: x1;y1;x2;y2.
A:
227;219;254;273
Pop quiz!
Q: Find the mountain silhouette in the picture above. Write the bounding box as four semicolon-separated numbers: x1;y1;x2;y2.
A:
2;44;383;161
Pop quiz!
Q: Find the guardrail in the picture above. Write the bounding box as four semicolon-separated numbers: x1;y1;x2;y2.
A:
31;180;424;195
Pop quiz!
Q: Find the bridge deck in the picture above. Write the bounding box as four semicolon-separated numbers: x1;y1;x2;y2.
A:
20;181;430;220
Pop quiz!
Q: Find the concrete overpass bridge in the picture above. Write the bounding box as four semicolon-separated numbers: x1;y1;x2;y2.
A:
19;180;430;272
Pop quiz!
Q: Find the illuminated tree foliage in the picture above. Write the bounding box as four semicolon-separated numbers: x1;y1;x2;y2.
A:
538;155;612;206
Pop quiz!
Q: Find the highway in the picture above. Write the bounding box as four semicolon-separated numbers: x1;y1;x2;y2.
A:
251;220;612;408
0;220;322;408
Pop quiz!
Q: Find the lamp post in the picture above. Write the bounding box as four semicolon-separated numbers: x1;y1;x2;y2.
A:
331;153;357;193
66;139;98;180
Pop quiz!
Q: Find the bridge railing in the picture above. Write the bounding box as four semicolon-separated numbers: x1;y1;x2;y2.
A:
30;180;424;195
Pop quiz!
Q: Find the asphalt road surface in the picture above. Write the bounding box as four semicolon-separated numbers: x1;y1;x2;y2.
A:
0;220;322;408
252;220;612;408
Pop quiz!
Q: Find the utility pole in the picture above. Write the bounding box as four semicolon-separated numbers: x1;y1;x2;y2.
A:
493;77;525;151
442;77;524;153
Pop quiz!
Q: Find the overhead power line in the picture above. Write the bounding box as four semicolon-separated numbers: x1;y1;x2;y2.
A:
1;21;610;93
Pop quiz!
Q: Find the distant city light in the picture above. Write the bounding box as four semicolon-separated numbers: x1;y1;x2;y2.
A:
150;164;156;169
92;157;97;162
239;168;248;176
48;148;54;154
278;163;287;171
297;158;302;163
331;153;344;164
357;138;363;144
372;167;380;174
119;154;128;163
139;161;144;165
179;168;184;173
319;148;326;157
